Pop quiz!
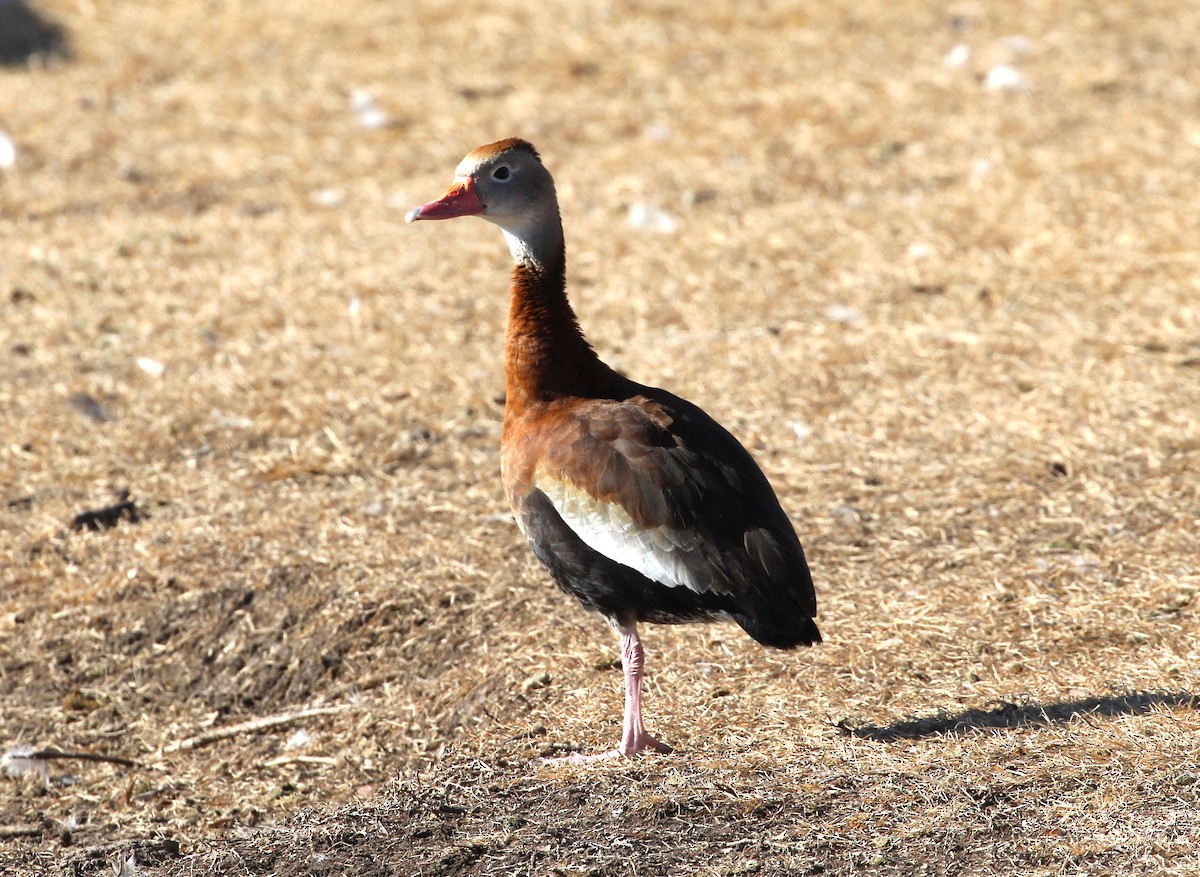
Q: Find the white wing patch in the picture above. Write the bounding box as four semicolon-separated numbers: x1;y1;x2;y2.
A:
534;468;704;592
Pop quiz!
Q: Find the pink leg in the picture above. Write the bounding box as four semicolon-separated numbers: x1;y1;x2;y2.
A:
614;622;673;757
540;621;673;763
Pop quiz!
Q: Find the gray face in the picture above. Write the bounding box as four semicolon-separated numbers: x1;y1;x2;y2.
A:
408;141;564;269
455;147;562;267
457;148;558;240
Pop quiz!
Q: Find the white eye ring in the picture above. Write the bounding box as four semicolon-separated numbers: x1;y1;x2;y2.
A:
492;165;512;182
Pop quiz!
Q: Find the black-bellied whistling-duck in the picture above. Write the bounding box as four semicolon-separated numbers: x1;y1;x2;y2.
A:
407;139;819;759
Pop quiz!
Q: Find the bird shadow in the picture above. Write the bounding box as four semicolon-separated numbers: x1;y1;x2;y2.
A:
839;690;1198;743
0;0;71;67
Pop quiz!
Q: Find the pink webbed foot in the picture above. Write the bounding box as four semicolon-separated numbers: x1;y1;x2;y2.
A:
539;622;675;764
539;749;622;765
540;734;672;764
618;729;673;757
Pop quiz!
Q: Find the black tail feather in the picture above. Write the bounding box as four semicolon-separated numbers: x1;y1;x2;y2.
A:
732;613;821;650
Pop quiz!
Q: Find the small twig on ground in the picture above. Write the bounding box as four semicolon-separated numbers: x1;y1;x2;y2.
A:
163;705;351;754
0;824;43;839
3;745;140;780
31;749;141;768
262;755;340;768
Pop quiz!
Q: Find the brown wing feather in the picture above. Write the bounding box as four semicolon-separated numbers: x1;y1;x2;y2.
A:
527;388;816;623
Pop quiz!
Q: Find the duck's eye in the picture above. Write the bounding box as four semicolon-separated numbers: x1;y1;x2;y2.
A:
492;165;511;181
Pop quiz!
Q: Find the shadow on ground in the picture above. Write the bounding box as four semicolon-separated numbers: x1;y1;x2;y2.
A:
0;0;70;66
14;692;1200;876
842;690;1198;742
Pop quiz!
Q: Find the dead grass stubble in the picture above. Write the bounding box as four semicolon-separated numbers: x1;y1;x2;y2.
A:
2;0;1200;875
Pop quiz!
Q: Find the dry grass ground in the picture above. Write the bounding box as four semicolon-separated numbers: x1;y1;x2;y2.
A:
2;0;1199;874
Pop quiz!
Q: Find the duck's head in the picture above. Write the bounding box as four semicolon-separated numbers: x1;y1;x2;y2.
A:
406;138;561;267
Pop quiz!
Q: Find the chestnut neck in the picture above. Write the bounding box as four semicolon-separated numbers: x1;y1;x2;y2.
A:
504;245;612;405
